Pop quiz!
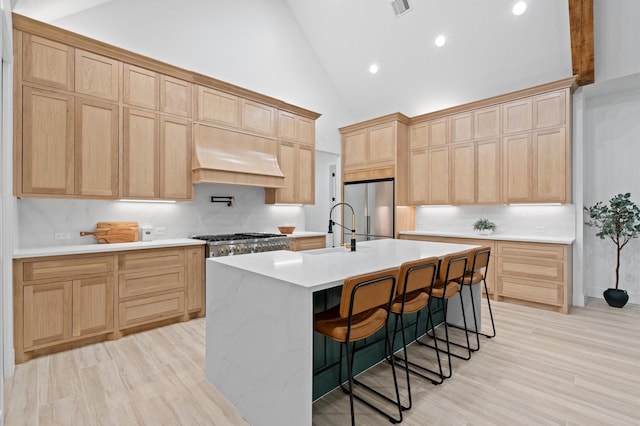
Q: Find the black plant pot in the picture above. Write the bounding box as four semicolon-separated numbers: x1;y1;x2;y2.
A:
603;288;629;308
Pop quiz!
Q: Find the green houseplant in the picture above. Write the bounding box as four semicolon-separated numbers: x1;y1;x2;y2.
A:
473;218;496;235
584;192;640;308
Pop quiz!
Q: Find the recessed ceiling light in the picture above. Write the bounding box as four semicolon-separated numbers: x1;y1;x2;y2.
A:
434;35;446;47
369;64;379;74
512;1;527;16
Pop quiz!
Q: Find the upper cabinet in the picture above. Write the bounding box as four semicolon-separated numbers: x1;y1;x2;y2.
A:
196;86;240;128
240;99;276;137
123;64;159;109
74;49;120;101
22;34;74;90
340;114;409;184
160;75;192;118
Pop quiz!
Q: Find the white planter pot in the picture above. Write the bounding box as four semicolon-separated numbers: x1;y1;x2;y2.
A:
476;229;494;235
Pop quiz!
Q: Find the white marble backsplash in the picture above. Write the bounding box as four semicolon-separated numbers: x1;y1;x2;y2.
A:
415;204;576;239
15;183;306;249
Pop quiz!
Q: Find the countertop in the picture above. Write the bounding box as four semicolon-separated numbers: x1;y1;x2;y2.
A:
208;238;478;292
399;230;575;244
13;238;206;259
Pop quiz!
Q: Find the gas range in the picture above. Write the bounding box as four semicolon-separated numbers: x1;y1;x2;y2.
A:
190;233;291;257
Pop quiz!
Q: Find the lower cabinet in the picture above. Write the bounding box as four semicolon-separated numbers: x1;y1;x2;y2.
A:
398;235;571;313
289;235;326;251
13;245;204;363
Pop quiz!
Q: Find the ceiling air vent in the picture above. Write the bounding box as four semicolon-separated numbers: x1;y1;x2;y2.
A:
390;0;411;17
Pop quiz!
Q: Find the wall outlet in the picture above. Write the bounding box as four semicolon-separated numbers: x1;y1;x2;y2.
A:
534;226;546;233
155;227;167;236
54;232;71;240
625;273;635;282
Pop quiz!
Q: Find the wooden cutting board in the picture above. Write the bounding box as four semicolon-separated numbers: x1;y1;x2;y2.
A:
80;221;140;243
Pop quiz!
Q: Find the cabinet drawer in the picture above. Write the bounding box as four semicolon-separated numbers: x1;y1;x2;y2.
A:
22;255;114;282
118;248;184;271
118;291;185;329
118;266;185;299
497;256;564;282
497;276;564;306
497;242;565;260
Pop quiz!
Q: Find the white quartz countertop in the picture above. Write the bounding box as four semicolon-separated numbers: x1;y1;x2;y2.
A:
287;231;326;238
208;238;478;292
400;230;575;244
13;238;206;258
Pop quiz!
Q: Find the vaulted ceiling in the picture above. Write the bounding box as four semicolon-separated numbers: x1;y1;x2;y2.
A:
13;0;575;122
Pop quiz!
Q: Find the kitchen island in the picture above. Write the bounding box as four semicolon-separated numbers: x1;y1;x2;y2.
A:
205;238;479;426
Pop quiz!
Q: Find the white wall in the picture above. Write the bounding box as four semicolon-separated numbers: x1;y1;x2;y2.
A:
53;0;352;154
594;0;640;82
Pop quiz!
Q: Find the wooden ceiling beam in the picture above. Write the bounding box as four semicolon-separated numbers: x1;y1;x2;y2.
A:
569;0;595;86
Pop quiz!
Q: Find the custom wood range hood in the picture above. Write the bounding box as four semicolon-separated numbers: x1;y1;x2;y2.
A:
192;124;286;188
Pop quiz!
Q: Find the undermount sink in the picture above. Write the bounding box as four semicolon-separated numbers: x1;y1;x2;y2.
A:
305;246;369;255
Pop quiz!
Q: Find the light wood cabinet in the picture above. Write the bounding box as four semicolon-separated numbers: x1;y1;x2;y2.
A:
196;85;240;128
160;116;192;200
122;108;159;199
123;64;159;109
266;111;316;204
409;122;428;150
476;138;501;204
75;97;119;197
21;86;74;195
474;106;500;139
22;33;74;90
533;91;566;129
451;142;475;204
502;98;532;134
502;127;568;203
451;112;473;143
428;118;449;146
496;241;570;313
160;75;192;118
74;49;119;101
14;245;204;363
186;247;205;313
241;98;276;137
408;150;428;205
289;236;326;251
427;146;450;204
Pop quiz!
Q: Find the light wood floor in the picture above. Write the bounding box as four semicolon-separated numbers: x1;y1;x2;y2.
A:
4;298;640;425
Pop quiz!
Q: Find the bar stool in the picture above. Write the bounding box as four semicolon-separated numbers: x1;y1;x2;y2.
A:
314;268;402;425
386;256;440;411
421;251;471;377
452;246;495;350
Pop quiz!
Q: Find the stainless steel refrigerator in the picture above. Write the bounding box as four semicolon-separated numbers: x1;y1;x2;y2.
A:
343;179;394;243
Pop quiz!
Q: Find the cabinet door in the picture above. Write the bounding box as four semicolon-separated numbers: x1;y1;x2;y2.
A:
428;118;449;146
451;142;475;204
159;116;192;200
118;266;185;299
368;123;395;163
160;75;192;118
476;138;501;204
533;91;566;129
502;133;532;203
502;98;532;134
474;106;500;139
186;247;204;313
22;34;74;90
241;99;275;136
427;146;450;204
22;87;74;195
72;276;114;337
196;86;239;128
533;127;567;202
296;116;315;146
298;144;315;204
408;150;427;205
123;64;159;109
451;112;473;143
409;122;428;150
275;141;297;203
75;98;119;197
277;111;297;142
123;108;159;198
343;131;367;169
74;49;120;101
23;282;73;349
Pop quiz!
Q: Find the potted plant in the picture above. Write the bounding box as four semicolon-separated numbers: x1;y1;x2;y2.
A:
473;218;496;235
584;192;640;308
